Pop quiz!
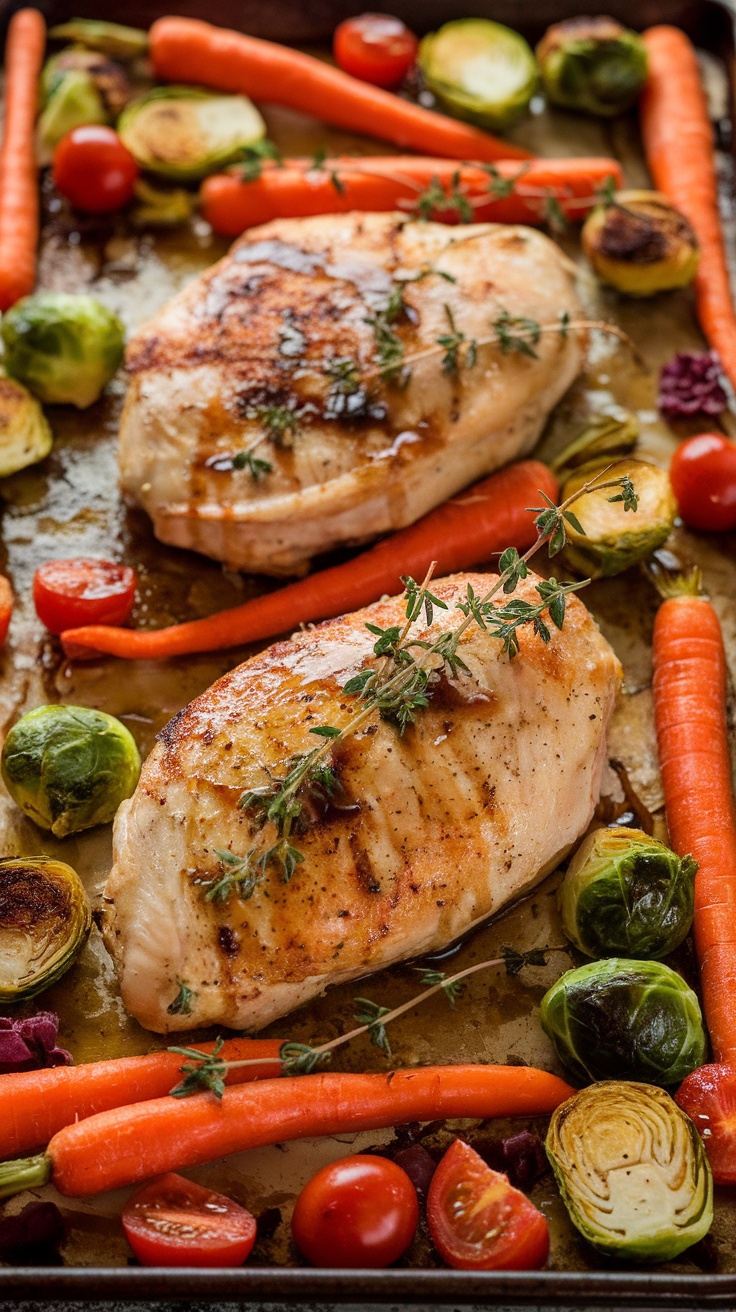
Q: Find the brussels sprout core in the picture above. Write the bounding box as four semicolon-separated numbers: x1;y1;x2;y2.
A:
0;857;91;1001
2;704;141;837
540;957;706;1086
537;17;648;117
418;19;538;130
582;191;699;296
560;457;676;578
1;293;125;409
560;826;697;959
546;1082;713;1261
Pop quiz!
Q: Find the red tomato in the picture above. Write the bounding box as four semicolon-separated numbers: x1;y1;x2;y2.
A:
53;126;139;214
291;1154;418;1268
670;432;736;532
426;1139;549;1271
333;13;418;88
676;1063;736;1184
34;558;136;634
122;1173;257;1268
0;575;13;647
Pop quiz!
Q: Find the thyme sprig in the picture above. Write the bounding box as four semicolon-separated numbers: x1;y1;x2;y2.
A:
168;946;564;1095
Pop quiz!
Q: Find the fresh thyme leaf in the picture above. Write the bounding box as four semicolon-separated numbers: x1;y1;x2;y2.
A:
343;668;374;695
597;174;618;206
324;355;362;393
559;309;571;339
235;138;284;181
232;449;273;480
248;404;303;447
402;575;448;625
497;547;530;594
437;303;476;376
354;997;392;1054
167;979;194;1016
607;476;638;512
413;172;473;223
169;1039;227;1098
415;966;464;1004
562;509;585;535
279;1041;330;1075
493;308;542;359
365;312;410;386
309;724;341;738
206;848;265;903
502;946;550;976
542;192;569;234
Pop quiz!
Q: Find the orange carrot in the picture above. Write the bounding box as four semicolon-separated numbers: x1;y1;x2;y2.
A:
0;575;13;647
641;26;736;391
60;460;559;660
150;17;532;164
201;154;623;238
0;1038;282;1160
652;591;736;1063
5;1064;575;1198
0;9;45;311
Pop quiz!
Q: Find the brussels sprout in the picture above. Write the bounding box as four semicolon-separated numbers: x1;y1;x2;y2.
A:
1;294;125;410
42;47;132;117
118;87;267;182
582;190;699;296
130;178;196;229
550;410;639;479
540;958;706;1086
38;71;108;153
48;19;148;62
536;17;648;117
546;1081;713;1261
418;19;538;131
0;857;91;1002
0;377;53;477
560;458;676;578
559;827;697;960
2;705;141;838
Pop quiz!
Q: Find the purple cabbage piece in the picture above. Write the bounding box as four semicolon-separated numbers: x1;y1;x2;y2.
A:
0;1011;72;1074
0;1202;64;1259
393;1144;437;1199
659;350;728;419
475;1130;548;1190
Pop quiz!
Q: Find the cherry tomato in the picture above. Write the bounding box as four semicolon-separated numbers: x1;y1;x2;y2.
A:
34;558;137;634
677;1063;736;1184
122;1173;256;1268
427;1139;549;1271
52;126;139;214
291;1154;418;1268
333;13;418;89
669;432;736;532
0;575;13;647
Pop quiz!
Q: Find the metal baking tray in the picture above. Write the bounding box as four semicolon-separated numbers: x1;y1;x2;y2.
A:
1;0;736;1302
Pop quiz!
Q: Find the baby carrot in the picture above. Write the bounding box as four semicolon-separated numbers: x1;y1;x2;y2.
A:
0;8;46;310
150;17;532;163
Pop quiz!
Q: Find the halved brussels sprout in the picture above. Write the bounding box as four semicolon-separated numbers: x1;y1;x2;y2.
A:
550;410;639;479
48;19;148;62
2;705;141;838
0;857;91;1002
536;17;648;117
540;958;706;1086
130;178;196;228
418;19;538;130
560;826;697;960
546;1081;713;1261
582;191;699;296
1;293;125;410
38;70;108;153
0;377;53;477
560;458;676;578
42;47;133;117
118;87;267;182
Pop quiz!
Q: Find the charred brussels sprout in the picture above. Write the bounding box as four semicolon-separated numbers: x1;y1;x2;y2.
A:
536;17;648;117
418;19;538;130
38;70;108;152
540;958;706;1086
1;294;125;409
582;191;699;296
550;410;639;479
560;457;676;577
0;377;53;477
2;705;141;838
546;1081;713;1261
118;87;267;181
42;47;133;118
0;857;91;1002
48;19;149;61
560;826;697;960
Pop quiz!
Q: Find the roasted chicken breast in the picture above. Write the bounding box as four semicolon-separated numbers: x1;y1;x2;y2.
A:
119;213;585;575
103;572;621;1033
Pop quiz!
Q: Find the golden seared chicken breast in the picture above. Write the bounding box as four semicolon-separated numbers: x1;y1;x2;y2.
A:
119;213;585;575
103;572;621;1033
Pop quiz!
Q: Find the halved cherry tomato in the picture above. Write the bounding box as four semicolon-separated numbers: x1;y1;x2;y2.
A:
53;126;139;214
427;1139;549;1271
122;1172;257;1268
676;1063;736;1184
34;558;136;634
291;1154;418;1268
670;432;736;532
0;575;13;647
333;13;418;89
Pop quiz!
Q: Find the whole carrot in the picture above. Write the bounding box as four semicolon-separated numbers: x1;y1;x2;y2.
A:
0;8;45;311
60;460;559;660
0;1038;282;1159
641;26;736;391
652;582;736;1063
150;17;531;163
201;155;623;238
0;1064;575;1198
